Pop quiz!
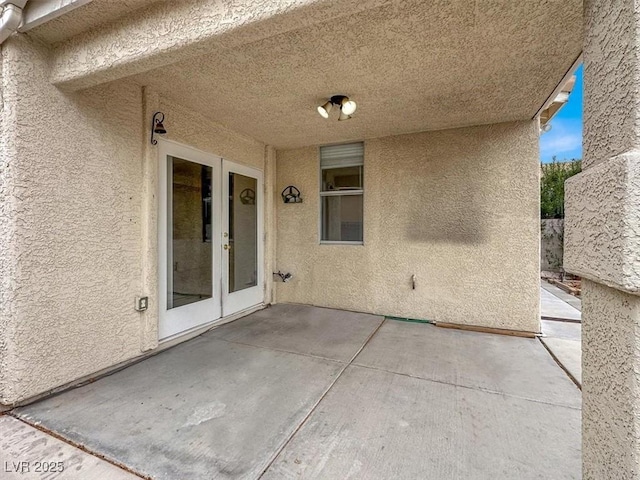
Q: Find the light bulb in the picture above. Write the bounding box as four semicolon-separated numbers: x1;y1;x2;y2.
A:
317;101;332;118
341;99;357;115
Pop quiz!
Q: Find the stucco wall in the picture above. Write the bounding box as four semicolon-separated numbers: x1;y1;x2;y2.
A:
0;36;268;405
582;0;640;170
567;2;640;478
0;36;145;405
160;96;265;171
581;279;640;479
565;152;640;294
275;121;540;332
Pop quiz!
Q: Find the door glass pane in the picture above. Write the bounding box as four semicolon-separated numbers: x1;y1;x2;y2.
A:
228;172;258;293
169;156;212;309
321;194;363;242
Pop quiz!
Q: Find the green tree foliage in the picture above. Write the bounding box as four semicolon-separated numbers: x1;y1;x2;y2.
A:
540;158;582;219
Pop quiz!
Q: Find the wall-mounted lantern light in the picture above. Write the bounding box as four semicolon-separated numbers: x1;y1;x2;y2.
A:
150;111;167;145
281;185;302;203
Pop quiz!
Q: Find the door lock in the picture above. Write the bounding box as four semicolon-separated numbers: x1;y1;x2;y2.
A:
224;244;231;250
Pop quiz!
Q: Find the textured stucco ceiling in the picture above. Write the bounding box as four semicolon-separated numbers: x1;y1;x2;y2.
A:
34;0;582;149
27;0;163;45
129;0;581;149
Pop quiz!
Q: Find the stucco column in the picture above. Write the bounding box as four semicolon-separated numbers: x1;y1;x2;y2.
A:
565;1;640;478
264;145;277;305
140;86;161;352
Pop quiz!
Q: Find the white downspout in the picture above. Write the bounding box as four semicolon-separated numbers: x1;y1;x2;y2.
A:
0;0;27;45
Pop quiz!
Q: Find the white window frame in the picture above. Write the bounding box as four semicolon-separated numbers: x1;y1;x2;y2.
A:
319;142;364;245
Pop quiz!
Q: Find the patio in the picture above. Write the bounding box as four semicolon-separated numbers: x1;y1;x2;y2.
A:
8;304;580;479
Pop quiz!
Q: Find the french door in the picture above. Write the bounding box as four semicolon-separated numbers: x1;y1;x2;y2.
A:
222;160;264;316
158;140;263;340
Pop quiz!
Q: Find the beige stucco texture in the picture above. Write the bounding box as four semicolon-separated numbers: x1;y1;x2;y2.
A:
583;0;640;169
24;0;580;151
564;152;640;294
581;279;640;479
563;2;640;477
46;0;394;91
565;0;640;296
276;121;540;332
0;36;145;405
128;0;581;150
0;36;269;405
160;96;265;172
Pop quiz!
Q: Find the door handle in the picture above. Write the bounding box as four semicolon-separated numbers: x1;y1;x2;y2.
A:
224;244;231;250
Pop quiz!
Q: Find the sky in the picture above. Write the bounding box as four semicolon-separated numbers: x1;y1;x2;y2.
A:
539;64;583;163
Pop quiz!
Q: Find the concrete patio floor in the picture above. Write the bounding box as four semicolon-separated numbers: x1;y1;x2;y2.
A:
5;304;581;479
541;320;582;387
540;282;582;322
539;280;582;387
541;281;582;312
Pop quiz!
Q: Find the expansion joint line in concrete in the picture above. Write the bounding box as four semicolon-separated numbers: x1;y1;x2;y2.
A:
210;336;346;365
5;413;151;479
349;362;581;411
256;317;388;479
541;316;581;324
538;338;581;390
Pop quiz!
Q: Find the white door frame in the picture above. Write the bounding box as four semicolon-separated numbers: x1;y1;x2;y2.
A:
222;160;265;316
157;139;222;340
157;140;265;340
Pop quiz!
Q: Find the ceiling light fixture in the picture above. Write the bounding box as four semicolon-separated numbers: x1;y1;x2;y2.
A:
317;95;357;121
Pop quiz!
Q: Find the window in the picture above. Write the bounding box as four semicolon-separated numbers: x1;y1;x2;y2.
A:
320;142;364;243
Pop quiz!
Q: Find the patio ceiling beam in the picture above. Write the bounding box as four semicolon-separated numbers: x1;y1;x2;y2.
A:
19;0;92;32
48;0;389;92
